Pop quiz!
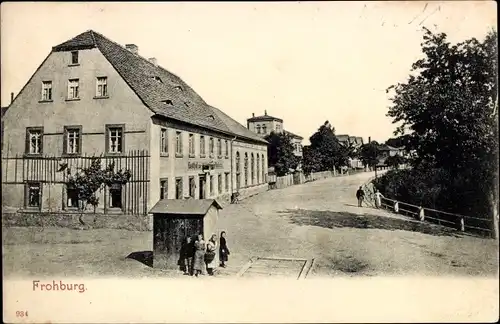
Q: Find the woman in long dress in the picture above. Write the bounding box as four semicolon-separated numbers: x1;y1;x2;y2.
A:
193;234;206;277
205;234;217;276
374;189;384;209
219;231;230;268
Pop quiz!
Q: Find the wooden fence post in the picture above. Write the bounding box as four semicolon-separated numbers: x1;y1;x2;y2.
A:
394;201;399;213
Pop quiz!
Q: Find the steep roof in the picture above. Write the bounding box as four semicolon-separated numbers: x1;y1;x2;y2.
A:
284;130;303;140
209;106;268;144
149;199;222;215
52;30;266;144
1;106;8;118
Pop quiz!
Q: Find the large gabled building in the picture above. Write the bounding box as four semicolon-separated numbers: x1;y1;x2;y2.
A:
1;30;269;213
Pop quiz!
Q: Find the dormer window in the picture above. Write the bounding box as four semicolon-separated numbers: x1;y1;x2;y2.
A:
207;114;215;121
184;102;189;107
152;76;163;83
71;51;79;65
175;85;183;92
162;99;173;106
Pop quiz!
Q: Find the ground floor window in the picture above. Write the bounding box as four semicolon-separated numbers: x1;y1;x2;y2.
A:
189;177;195;198
175;177;183;199
225;172;230;192
109;184;122;209
160;179;168;199
218;174;222;195
236;173;240;190
67;186;79;209
25;182;41;208
210;175;214;196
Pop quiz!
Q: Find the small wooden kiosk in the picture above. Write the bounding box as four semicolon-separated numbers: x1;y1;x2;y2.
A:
149;199;223;270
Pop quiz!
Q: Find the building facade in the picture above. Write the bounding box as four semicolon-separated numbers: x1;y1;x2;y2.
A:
1;30;268;214
246;111;303;158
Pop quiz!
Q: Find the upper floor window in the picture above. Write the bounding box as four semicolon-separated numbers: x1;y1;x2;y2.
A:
189;134;195;156
200;135;206;156
175;131;183;156
209;137;214;156
71;51;79;65
225;140;229;158
67;79;79;100
41;81;52;101
96;77;108;97
175;177;183;199
160;128;168;154
25;127;43;155
217;139;222;157
106;124;124;154
64;126;82;155
256;125;261;134
276;124;281;132
262;125;267;134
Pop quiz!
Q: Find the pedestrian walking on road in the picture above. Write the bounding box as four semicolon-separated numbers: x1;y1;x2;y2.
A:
205;234;217;276
219;231;230;268
193;234;206;277
374;189;384;209
356;186;365;207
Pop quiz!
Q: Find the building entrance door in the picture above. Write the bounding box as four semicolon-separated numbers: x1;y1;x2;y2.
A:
199;175;206;199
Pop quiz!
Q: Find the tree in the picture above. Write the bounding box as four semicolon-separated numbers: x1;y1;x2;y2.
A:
386;27;498;238
303;121;349;173
264;131;299;176
385;154;406;169
61;158;131;225
359;141;380;170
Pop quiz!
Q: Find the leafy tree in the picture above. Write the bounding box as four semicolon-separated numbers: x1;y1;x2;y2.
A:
303;121;349;173
359;141;380;170
385;27;498;238
385;154;406;169
264;131;299;176
60;158;131;225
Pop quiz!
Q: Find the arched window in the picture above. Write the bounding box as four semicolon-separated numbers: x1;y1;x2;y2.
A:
256;153;260;183
236;151;241;189
244;153;249;187
262;125;267;134
251;153;255;185
256;125;261;134
262;155;265;182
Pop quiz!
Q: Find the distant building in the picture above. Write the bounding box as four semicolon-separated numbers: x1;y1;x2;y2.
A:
377;144;404;166
246;111;303;170
337;134;364;169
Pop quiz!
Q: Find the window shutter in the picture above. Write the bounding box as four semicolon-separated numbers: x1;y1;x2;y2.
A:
25;129;30;154
63;128;68;154
39;128;44;154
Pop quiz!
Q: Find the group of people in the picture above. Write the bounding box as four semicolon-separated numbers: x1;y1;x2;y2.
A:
356;186;384;208
179;231;230;277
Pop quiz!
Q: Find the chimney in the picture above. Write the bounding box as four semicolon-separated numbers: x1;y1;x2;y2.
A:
265;110;267;116
10;92;14;104
148;57;157;66
252;113;255;117
125;44;138;55
368;136;371;143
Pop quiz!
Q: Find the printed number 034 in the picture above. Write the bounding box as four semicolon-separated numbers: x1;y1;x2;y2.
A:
16;311;28;317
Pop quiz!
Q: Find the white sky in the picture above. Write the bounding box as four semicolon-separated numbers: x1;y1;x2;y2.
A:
1;1;496;144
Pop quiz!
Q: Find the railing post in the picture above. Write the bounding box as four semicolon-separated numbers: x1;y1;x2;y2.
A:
459;217;465;232
394;201;399;213
418;207;425;222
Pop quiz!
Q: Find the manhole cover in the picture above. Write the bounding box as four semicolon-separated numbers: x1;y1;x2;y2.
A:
237;257;314;279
